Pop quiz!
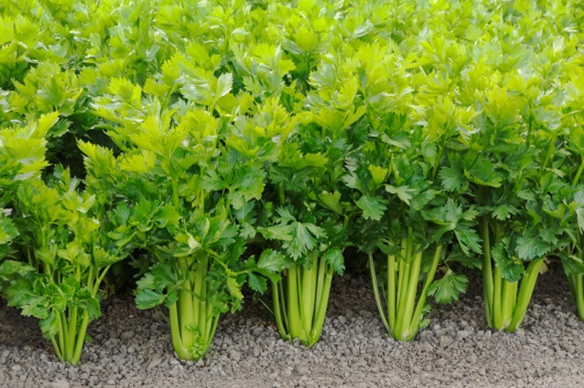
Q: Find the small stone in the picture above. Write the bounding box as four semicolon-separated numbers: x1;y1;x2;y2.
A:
148;358;162;369
49;381;70;388
120;331;134;341
297;366;309;375
457;330;471;340
229;349;241;362
338;316;347;324
562;343;576;354
440;335;454;348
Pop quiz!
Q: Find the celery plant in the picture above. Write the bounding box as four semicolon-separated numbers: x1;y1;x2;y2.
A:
0;113;118;365
353;153;481;341
342;36;483;340
87;62;287;359
0;115;131;365
450;0;575;331
258;58;361;347
5;171;131;365
260;142;349;347
458;83;564;332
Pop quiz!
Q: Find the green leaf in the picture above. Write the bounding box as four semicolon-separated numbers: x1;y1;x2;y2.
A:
492;204;520;221
72;289;101;320
151;262;180;289
454;225;483;255
492;243;524;282
351;20;374;39
368;165;388;186
257;224;293;241
283;222;325;259
226;277;244;300
215;73;233;100
516;230;550;260
561;254;584;276
319;191;343;215
0;260;35;281
428;270;468;304
385;185;413;205
39;312;60;338
154;205;180;228
464;156;502;188
439;167;463;192
355;195;385;221
234;167;266;204
202;170;227;192
303;153;329;167
342;173;364;192
247;272;267;293
135;289;166;310
0;215;19;245
111;203;132;226
323;248;345;275
257;249;287;272
573;191;584;233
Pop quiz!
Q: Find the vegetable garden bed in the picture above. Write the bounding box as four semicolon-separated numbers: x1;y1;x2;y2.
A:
1;0;584;385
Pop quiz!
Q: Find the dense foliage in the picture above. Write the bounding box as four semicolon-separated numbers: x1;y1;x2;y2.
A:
1;0;584;364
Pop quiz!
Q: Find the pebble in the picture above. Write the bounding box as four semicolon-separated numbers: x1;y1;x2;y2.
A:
440;335;454;348
148;358;162;369
48;381;70;388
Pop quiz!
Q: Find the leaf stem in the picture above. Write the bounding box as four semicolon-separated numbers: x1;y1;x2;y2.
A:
480;217;494;326
309;262;333;347
508;259;542;332
168;303;189;359
408;244;442;337
572;275;584;321
369;253;390;334
573;156;584;186
387;254;396;330
70;311;90;365
278;182;285;206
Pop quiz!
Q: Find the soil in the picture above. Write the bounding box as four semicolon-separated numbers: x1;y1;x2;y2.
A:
1;267;584;388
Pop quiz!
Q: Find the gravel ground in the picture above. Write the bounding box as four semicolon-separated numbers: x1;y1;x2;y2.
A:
1;266;584;388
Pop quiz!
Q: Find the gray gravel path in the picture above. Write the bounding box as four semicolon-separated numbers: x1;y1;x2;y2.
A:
1;267;584;388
